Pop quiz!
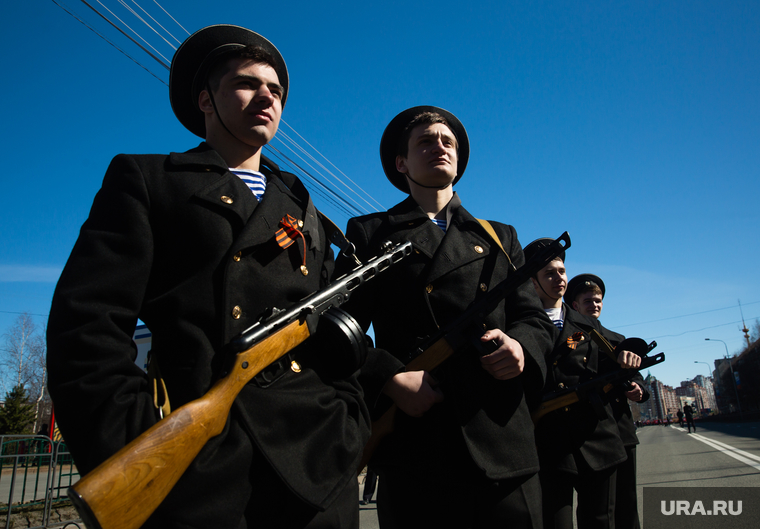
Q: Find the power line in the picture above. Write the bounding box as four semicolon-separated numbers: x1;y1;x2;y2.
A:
78;0;170;70
646;318;759;340
615;300;760;329
58;0;385;224
51;0;168;85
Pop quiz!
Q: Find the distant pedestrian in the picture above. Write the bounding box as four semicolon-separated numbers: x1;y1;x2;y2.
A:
683;405;696;433
676;409;684;427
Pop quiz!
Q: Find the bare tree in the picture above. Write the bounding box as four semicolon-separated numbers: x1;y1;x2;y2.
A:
1;313;49;431
750;319;760;343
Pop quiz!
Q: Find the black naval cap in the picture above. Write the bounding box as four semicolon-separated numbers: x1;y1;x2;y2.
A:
380;106;469;193
169;24;289;138
523;237;566;265
565;273;606;304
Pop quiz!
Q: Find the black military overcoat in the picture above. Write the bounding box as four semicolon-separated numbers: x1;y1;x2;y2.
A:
337;194;554;480
598;325;650;447
47;144;369;527
534;305;627;473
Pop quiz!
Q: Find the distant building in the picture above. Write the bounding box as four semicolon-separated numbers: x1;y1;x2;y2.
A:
638;373;679;421
676;378;715;415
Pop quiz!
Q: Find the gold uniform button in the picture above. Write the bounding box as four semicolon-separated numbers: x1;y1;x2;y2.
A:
300;265;309;276
583;357;587;363
221;195;233;204
479;283;488;292
231;306;242;319
291;360;302;373
297;219;304;228
233;252;242;262
553;360;558;366
474;245;484;254
425;284;434;293
558;383;565;389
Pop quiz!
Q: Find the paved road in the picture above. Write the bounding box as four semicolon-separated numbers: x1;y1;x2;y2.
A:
359;474;379;529
1;465;79;505
359;421;760;528
637;420;760;525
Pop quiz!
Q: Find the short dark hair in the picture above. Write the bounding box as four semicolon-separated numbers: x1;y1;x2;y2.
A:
397;112;457;157
206;45;280;92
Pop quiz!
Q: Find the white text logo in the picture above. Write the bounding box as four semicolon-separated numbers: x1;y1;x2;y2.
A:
661;501;742;516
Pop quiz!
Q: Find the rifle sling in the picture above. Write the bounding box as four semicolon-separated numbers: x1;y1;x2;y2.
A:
477;219;516;271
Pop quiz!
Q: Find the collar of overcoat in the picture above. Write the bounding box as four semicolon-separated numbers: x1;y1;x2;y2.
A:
169;143;320;251
385;193;497;285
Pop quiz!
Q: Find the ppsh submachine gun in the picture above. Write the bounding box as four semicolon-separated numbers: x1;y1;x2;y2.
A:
531;337;664;425
359;232;572;472
68;241;413;529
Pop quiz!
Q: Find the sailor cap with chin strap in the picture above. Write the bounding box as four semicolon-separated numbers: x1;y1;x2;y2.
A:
565;273;606;305
169;24;289;139
523;237;566;266
379;105;469;193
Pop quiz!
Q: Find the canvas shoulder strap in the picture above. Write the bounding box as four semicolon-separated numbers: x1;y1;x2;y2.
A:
477;219;516;271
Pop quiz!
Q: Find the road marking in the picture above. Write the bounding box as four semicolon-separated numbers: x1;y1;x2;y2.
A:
673;427;760;471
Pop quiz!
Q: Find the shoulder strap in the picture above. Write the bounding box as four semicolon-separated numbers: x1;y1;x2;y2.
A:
319;212;361;266
477;219;516;271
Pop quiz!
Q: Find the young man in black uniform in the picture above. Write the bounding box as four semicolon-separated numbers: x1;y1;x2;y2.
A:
337;107;554;528
46;25;369;529
565;274;650;529
524;240;641;529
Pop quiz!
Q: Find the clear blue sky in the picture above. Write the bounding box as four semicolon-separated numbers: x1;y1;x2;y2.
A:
1;1;758;389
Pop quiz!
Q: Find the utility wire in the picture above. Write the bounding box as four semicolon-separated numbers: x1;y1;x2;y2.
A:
615;300;760;329
152;0;189;38
118;0;179;51
78;0;170;70
55;0;384;222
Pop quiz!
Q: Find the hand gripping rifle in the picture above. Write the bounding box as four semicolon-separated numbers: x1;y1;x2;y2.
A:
530;338;664;425
358;232;571;472
68;241;413;529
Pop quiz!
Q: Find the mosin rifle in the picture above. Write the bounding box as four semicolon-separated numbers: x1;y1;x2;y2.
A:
68;241;413;529
359;232;571;471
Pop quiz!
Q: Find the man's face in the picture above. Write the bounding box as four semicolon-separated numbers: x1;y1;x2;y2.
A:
201;58;283;147
573;292;603;319
396;123;458;189
531;258;567;305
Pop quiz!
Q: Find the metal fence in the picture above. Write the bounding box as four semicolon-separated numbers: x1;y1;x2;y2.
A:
0;435;81;529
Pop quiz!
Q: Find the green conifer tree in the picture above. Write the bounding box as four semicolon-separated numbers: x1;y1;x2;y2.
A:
0;384;36;434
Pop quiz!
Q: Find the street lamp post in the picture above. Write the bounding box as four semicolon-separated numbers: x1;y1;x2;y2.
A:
693;361;712;378
705;338;742;415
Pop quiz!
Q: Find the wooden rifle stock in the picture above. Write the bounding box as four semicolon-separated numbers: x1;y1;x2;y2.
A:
67;240;413;529
69;320;310;529
358;337;456;472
